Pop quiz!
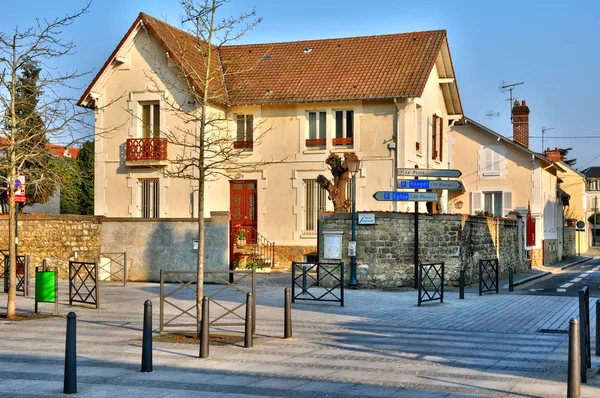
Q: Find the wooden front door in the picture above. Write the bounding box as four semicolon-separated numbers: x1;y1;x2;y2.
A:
230;180;258;243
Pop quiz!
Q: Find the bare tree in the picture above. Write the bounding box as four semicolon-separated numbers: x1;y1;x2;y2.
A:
143;0;282;334
0;3;94;318
317;153;352;212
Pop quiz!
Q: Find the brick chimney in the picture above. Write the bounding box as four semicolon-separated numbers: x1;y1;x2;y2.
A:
512;99;530;147
545;147;564;162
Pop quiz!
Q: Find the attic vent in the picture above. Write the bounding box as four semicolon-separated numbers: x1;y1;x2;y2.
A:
262;54;271;60
304;47;312;54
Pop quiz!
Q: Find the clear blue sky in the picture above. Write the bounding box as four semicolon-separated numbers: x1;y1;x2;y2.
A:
2;0;599;169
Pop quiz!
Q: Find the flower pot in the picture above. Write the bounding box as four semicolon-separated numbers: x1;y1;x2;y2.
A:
237;239;246;248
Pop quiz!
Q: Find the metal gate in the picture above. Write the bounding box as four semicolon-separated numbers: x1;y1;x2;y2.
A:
159;269;256;333
3;255;30;296
0;249;7;278
418;262;444;306
69;261;99;309
479;259;499;295
77;252;127;285
291;262;344;306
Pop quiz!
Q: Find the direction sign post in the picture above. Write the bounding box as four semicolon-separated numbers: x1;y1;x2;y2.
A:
397;168;462;178
397;179;463;191
373;192;438;202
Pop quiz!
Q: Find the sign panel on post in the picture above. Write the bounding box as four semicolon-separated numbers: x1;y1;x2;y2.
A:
373;191;438;202
14;175;26;203
397;168;462;178
397;179;463;191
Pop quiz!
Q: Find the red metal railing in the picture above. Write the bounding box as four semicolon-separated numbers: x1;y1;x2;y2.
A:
126;138;167;161
332;137;353;146
306;138;326;147
234;140;253;149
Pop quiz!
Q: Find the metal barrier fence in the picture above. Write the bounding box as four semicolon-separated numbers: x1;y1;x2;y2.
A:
69;261;99;309
479;258;499;295
159;269;256;333
291;262;344;307
579;285;591;383
418;262;444;306
3;255;30;296
76;252;127;286
0;249;7;278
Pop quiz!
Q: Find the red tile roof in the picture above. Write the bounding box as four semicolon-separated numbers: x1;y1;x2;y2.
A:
49;144;80;159
80;12;458;108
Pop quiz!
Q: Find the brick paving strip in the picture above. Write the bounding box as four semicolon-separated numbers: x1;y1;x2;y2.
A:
0;280;599;397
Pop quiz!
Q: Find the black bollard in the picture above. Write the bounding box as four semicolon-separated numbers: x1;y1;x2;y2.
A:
199;297;209;359
568;318;581;398
302;265;308;294
459;267;464;300
284;288;292;339
509;264;514;292
596;300;600;356
141;300;153;372
63;312;77;394
244;293;253;348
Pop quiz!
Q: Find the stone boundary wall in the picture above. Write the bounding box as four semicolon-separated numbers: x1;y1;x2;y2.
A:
0;214;102;279
0;212;229;281
101;212;229;282
319;212;525;289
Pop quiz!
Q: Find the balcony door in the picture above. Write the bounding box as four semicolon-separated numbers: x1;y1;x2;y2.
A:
230;180;258;243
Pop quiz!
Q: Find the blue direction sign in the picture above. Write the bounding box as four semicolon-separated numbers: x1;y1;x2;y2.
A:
398;179;463;191
373;191;438;202
397;168;462;178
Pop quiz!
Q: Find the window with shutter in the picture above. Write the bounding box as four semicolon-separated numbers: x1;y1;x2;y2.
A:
432;115;438;160
502;191;513;216
471;192;483;213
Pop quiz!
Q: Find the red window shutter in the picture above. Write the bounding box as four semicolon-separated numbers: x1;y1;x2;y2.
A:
432;115;438;160
526;205;536;246
439;117;443;162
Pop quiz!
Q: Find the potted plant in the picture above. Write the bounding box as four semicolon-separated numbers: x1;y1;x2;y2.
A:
236;228;247;247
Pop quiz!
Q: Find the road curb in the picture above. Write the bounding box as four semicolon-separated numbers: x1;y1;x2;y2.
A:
513;271;552;287
559;257;592;271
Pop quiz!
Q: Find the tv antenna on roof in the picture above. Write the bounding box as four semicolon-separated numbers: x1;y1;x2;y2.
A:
499;81;525;123
541;126;555;153
485;110;500;127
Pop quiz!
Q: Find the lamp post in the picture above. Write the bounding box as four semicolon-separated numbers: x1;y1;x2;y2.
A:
346;153;360;289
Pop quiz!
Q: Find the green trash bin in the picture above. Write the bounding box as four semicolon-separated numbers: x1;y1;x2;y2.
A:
35;266;58;314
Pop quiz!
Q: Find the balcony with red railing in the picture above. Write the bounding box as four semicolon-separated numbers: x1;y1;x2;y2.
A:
332;137;353;146
126;138;168;167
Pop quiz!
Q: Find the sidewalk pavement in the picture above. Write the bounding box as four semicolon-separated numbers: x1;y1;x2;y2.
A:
0;275;599;397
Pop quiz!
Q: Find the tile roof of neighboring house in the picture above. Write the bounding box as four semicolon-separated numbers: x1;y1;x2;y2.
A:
79;13;462;114
49;145;80;159
582;166;600;178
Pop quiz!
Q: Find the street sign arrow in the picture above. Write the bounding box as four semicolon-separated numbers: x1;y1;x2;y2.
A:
397;179;463;191
373;191;439;202
397;168;462;178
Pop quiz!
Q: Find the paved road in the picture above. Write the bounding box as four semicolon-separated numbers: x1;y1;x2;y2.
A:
0;280;599;397
517;259;600;297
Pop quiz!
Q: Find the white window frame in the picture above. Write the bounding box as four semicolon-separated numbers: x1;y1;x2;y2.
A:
140;178;160;218
140;102;160;139
478;145;506;179
415;104;423;155
234;114;254;150
127;91;167;139
333;109;354;144
471;189;512;217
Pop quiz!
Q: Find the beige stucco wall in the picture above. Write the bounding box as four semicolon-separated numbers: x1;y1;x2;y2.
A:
92;24;456;248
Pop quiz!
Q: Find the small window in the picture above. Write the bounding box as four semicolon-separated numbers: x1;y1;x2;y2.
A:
234;114;253;149
415;105;422;153
483;147;501;175
306;111;326;147
140;179;159;218
333;110;354;146
431;114;443;161
484;192;502;217
141;103;160;138
303;179;326;234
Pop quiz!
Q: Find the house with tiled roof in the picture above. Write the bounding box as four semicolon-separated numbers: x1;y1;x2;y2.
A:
581;166;600;245
78;13;463;263
449;101;567;265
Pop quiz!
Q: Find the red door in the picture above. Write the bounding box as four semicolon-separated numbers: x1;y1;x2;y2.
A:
230;180;258;244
